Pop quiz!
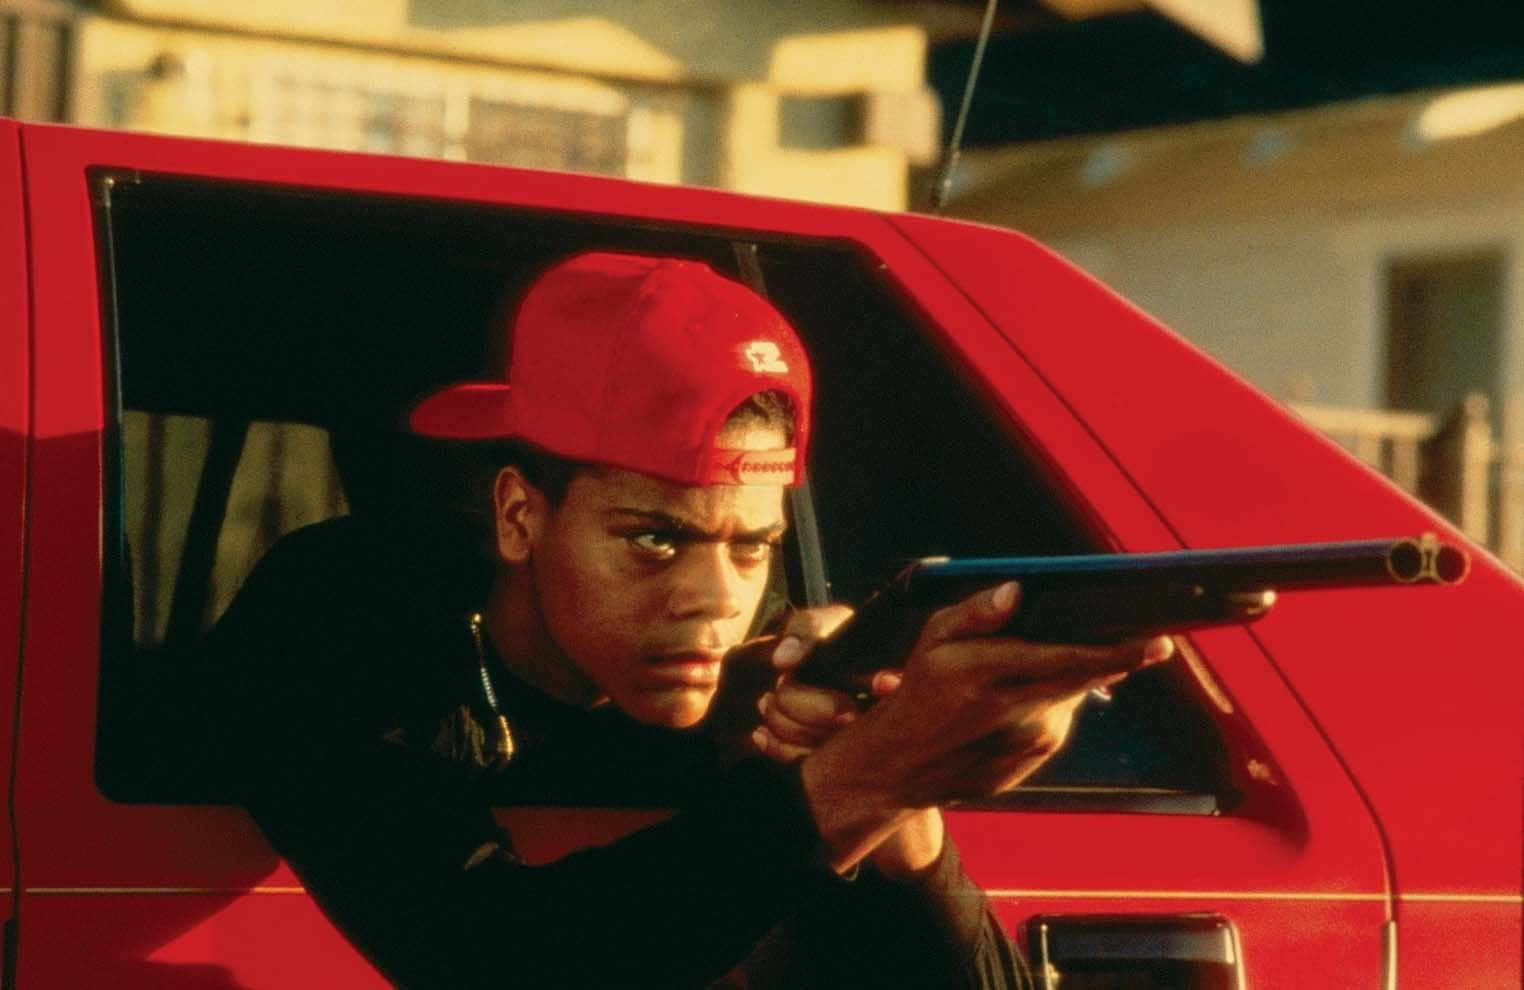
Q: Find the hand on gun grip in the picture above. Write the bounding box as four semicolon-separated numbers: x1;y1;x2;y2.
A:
810;582;1174;809
751;604;858;764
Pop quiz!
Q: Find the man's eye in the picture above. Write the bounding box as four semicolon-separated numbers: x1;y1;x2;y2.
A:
731;541;775;566
629;532;679;558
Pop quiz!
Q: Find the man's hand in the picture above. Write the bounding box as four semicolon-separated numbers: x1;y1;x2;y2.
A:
798;582;1174;872
749;605;948;878
748;603;856;762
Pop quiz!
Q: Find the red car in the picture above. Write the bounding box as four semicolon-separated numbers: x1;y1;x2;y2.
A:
1;118;1519;988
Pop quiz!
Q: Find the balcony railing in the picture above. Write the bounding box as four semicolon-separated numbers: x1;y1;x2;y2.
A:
1290;392;1524;572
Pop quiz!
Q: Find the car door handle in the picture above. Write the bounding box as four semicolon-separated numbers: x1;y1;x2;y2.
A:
1025;913;1245;989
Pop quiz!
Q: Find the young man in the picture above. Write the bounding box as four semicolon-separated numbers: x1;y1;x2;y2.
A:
205;251;1170;987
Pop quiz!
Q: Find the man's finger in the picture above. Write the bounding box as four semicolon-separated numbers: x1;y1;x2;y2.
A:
986;635;1173;688
771;604;855;669
759;690;842;744
870;670;904;696
915;582;1021;653
999;668;1131;706
751;726;812;763
770;682;858;726
927;633;1172;688
762;708;837;747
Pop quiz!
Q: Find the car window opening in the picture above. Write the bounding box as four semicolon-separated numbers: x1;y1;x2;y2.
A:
95;172;1236;813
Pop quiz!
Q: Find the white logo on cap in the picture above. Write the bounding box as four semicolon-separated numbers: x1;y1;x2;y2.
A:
742;340;789;375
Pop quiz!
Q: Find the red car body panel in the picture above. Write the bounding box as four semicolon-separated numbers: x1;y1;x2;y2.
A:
4;120;1521;987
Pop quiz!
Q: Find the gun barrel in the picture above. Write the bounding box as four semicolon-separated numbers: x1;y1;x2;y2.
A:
792;534;1469;695
1385;534;1471;584
904;534;1469;604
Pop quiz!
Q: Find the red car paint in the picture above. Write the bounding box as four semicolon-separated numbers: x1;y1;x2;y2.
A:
3;118;1520;988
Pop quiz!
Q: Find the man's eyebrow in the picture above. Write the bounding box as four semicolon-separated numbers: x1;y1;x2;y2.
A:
606;509;786;542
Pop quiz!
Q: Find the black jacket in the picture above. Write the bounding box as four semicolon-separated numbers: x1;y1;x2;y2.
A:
202;517;1028;988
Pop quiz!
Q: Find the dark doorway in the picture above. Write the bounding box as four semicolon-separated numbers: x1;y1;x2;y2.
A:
1385;247;1504;419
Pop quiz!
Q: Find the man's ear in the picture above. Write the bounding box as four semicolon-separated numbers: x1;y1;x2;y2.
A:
492;466;548;564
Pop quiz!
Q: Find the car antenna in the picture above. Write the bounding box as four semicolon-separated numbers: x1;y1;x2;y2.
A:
928;0;999;214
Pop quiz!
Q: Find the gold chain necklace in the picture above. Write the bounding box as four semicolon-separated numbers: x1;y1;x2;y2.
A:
468;612;517;765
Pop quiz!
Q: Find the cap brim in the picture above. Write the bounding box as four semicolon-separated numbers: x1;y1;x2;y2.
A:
408;383;517;439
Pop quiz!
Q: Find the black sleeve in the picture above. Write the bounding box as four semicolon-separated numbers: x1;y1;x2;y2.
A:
733;839;1032;990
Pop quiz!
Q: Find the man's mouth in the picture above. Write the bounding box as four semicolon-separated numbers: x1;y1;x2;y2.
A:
646;651;724;687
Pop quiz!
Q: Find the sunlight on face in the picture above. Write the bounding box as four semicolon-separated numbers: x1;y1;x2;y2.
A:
530;424;788;727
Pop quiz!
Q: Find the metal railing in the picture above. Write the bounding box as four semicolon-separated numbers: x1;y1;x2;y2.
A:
1290;392;1524;572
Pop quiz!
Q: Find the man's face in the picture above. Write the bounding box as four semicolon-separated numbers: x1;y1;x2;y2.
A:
526;437;787;728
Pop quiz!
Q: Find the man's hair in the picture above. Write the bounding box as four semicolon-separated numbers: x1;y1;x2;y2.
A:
721;390;796;447
484;441;583;506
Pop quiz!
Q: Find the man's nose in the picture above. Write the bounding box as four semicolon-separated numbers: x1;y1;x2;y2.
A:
666;543;745;622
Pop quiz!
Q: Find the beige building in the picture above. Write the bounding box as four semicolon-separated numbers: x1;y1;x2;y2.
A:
58;0;940;210
946;88;1524;566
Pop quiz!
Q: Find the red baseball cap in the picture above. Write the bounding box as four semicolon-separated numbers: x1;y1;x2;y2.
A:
409;251;812;486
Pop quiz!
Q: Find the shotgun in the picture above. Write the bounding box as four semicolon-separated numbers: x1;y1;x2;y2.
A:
791;534;1469;697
